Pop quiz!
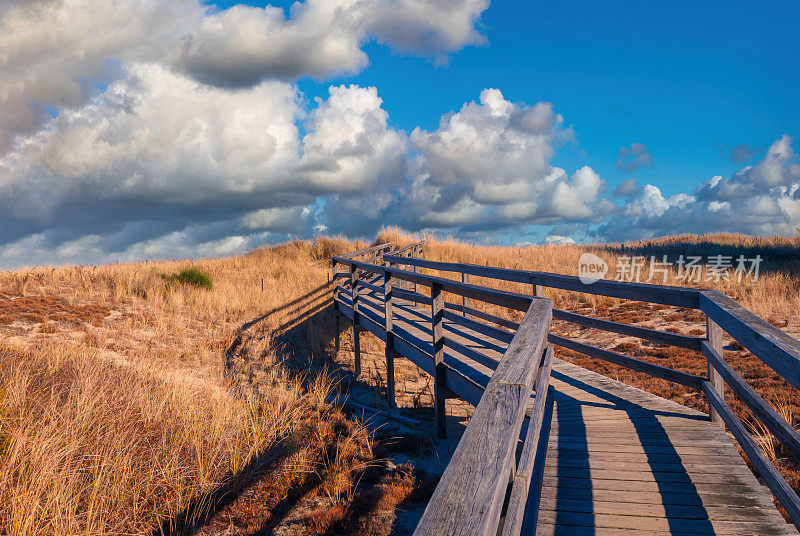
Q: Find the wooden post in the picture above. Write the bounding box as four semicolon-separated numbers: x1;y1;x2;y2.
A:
334;312;340;355
532;283;543;297
706;317;725;426
431;282;447;438
332;261;341;355
350;264;362;378
462;272;470;317
384;267;396;411
413;263;419;298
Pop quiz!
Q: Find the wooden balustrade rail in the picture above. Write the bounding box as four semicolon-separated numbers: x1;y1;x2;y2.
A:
330;245;800;533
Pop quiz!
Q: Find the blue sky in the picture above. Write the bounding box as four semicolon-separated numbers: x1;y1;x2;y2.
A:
1;0;799;266
215;0;800;197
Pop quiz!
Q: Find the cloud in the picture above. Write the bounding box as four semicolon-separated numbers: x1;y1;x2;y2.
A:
312;89;613;240
696;135;800;201
0;0;489;151
0;63;416;267
400;90;610;231
299;85;408;193
546;234;576;245
716;142;761;163
0;0;203;150
615;142;654;172
598;135;800;241
366;0;489;59
613;177;641;197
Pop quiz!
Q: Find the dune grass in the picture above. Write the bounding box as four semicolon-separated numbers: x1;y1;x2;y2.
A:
1;229;800;533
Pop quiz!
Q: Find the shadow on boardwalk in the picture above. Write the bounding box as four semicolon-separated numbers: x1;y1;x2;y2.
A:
547;369;714;536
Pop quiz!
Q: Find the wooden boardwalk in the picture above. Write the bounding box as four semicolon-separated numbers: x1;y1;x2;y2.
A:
331;244;800;536
542;360;795;535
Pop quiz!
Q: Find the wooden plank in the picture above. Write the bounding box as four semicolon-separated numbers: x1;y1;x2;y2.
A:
536;523;797;536
550;449;739;466
431;282;447;439
549;435;731;449
462;272;471;318
546;457;756;475
502;347;554;536
393;241;425;256
700;289;800;391
703;380;800;530
553;308;703;350
538;497;784;522
345;258;533;311
445;302;520;331
384;270;396;410
442;309;514;344
702;340;800;460
394;287;431;305
349;264;362;377
706;317;725;425
548;334;705;389
335;242;394;260
536;510;794;535
540;474;770;495
540;486;774;508
357;279;384;294
357;309;386;343
442;364;486;408
541;466;757;485
338;301;353;320
444;336;500;371
393;334;434;376
522;384;554;535
413;299;552;536
381;254;701;308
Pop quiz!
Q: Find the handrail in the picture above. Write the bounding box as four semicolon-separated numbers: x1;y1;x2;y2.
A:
335;257;534;311
704;382;800;528
393;240;425;257
700;290;800;391
382;254;701;308
335;242;395;261
331;244;800;533
413;298;552;536
502;346;554;536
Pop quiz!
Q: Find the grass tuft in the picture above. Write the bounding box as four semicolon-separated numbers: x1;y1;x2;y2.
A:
162;268;213;289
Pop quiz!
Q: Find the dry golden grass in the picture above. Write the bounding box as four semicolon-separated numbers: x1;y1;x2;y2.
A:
0;237;381;535
2;228;800;533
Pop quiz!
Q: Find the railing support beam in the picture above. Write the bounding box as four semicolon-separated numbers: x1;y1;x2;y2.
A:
334;311;340;355
431;282;447;438
706;317;725;426
462;272;470;318
384;265;396;411
350;264;362;378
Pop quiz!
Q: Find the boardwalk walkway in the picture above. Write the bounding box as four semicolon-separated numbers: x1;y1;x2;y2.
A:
543;360;794;535
331;244;800;536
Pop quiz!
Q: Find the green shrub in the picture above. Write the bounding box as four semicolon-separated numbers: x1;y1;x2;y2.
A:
162;268;213;289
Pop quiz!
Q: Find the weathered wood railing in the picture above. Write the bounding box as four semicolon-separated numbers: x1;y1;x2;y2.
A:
414;300;553;536
333;247;555;535
331;241;424;372
371;253;800;531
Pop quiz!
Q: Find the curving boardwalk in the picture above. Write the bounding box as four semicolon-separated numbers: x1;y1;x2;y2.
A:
331;243;800;536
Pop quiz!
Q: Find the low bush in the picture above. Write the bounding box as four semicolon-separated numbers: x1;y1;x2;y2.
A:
162;268;213;289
